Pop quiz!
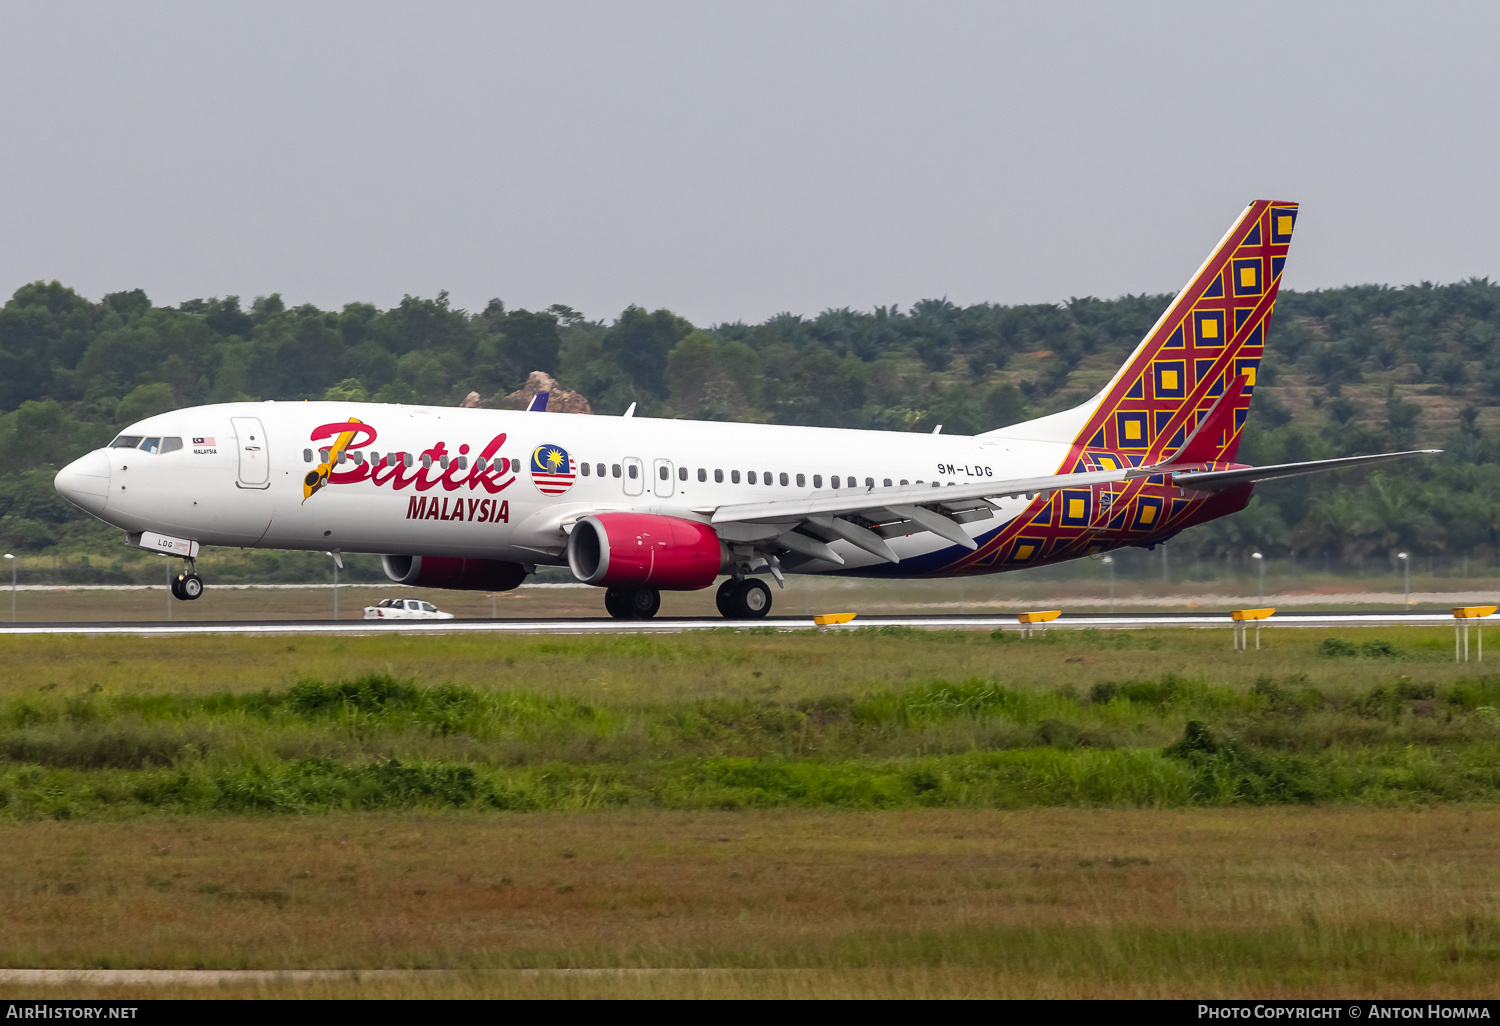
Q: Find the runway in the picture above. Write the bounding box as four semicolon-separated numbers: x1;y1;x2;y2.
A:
0;610;1469;635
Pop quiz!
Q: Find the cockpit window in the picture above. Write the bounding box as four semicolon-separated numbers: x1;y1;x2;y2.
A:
140;438;162;454
110;436;143;449
160;437;182;453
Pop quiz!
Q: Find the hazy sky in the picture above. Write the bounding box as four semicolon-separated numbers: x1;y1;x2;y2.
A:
1;1;1496;326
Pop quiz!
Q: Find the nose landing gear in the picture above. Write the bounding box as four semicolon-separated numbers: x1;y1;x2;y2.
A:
169;558;205;601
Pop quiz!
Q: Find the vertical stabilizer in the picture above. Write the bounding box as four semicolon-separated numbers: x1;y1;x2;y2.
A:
989;201;1298;472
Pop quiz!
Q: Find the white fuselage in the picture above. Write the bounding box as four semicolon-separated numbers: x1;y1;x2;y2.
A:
58;401;1077;574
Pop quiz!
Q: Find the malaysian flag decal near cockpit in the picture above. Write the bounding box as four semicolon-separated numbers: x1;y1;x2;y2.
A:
530;443;576;495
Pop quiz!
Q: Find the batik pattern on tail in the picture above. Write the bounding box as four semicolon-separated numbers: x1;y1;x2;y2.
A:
940;200;1298;576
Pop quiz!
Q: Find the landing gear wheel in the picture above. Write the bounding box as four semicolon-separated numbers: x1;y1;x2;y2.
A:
725;579;772;620
604;587;660;619
715;578;737;617
169;575;186;600
179;573;204;600
603;588;630;619
626;587;661;619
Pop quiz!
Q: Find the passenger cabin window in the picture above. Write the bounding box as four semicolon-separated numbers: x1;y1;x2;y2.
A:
731;470;740;483
747;471;756;484
304;449;313;462
865;477;874;488
658;465;669;480
679;466;688;481
596;463;605;477
581;462;590;476
831;475;840;488
884;478;892;487
714;469;723;483
336;452;347;465
813;475;822;488
900;479;909;486
110;436;143;449
779;472;789;486
403;453;414;468
697;468;706;482
612;464;621;478
796;473;805;487
764;471;773;486
628;464;638;479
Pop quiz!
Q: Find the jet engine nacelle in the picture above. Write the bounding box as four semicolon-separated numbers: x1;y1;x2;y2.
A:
381;554;529;592
567;513;727;590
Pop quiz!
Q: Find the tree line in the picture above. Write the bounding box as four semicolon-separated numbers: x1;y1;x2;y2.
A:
3;277;1499;576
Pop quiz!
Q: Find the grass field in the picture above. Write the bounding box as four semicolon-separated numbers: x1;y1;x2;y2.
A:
2;627;1499;816
1;627;1497;996
0;807;1495;998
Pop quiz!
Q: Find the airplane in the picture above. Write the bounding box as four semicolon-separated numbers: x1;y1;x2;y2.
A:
52;200;1436;619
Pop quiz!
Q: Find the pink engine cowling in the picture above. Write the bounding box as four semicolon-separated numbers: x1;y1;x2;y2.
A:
566;513;726;590
380;555;529;591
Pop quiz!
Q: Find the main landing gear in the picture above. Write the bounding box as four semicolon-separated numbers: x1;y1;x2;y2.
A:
170;559;205;601
599;579;774;620
604;586;661;619
716;578;772;620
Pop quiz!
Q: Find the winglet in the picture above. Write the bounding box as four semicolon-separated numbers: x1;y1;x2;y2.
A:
623;402;636;418
526;391;550;412
1160;375;1247;467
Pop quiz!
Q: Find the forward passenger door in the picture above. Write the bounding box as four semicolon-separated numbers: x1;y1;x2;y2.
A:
230;416;270;489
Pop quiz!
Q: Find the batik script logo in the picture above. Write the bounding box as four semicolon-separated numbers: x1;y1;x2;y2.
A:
305;420;517;498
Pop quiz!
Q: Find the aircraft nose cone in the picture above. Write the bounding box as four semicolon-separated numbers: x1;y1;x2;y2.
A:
54;450;111;516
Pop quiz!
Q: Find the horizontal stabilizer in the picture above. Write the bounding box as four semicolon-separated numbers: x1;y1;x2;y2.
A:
1173;450;1440;490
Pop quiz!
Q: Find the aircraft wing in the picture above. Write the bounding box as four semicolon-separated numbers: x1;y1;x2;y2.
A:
1171;449;1440;490
700;447;1441;568
700;464;1145;565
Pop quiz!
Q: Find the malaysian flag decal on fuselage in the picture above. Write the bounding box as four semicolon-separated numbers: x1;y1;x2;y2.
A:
530;443;576;495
